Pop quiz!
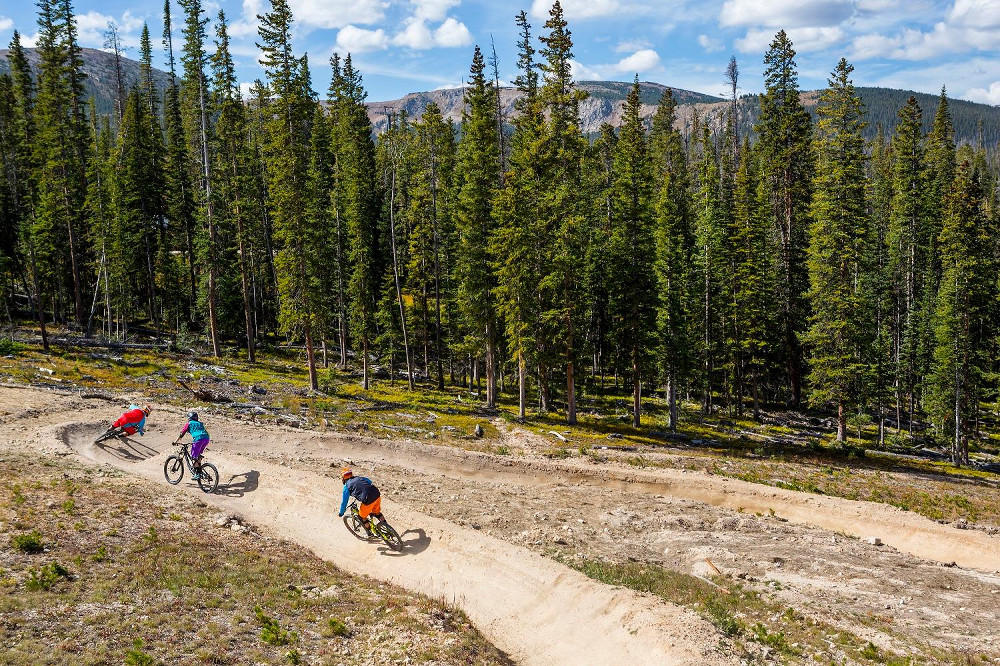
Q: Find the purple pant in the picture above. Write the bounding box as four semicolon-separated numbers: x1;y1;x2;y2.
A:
191;437;209;459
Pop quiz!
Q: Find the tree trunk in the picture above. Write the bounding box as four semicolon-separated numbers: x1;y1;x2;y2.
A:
485;318;496;408
233;196;256;363
518;350;526;420
837;402;847;443
668;370;678;432
387;166;413;390
362;337;370;390
304;319;318;390
632;366;641;428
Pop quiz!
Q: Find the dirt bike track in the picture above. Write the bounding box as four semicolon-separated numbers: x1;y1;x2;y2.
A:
5;385;1000;663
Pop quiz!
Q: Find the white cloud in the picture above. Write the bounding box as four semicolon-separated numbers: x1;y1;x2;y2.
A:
291;0;386;30
615;38;652;53
231;0;386;36
612;48;661;74
531;0;621;20
697;34;724;52
569;59;603;80
964;80;1000;105
74;10;144;48
411;0;461;22
735;26;845;53
0;16;13;32
432;17;472;47
336;25;388;53
228;0;265;38
571;49;663;80
948;0;1000;29
392;19;434;49
720;0;854;28
391;16;471;49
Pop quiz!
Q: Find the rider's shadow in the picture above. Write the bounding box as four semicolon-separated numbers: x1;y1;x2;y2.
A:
378;528;431;557
216;470;260;497
97;436;158;462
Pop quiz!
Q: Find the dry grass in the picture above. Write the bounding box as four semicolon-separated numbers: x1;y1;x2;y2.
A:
0;452;512;665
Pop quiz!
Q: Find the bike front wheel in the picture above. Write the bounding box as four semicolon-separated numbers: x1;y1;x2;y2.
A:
376;521;402;551
164;455;184;485
197;462;219;494
344;514;369;541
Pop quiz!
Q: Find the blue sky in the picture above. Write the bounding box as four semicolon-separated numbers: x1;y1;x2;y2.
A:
1;0;998;105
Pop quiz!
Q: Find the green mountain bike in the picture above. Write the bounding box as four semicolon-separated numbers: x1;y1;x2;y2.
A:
163;441;219;494
343;501;402;550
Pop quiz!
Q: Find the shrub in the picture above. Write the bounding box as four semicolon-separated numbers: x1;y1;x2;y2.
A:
125;639;155;666
255;605;296;646
327;617;352;637
0;339;25;355
26;562;70;591
12;531;43;553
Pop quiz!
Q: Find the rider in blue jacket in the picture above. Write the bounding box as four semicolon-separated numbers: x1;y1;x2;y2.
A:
338;468;382;533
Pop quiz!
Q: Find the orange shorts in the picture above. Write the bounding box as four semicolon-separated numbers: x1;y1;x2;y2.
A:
359;497;381;519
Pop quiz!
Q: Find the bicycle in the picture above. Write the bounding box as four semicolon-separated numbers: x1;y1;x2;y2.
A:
94;425;127;444
163;441;219;494
342;500;402;551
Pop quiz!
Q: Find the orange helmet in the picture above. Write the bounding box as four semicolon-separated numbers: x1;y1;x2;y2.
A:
340;467;354;482
143;404;152;415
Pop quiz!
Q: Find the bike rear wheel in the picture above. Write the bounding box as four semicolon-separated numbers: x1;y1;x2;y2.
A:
94;427;121;444
197;462;219;494
376;521;402;551
164;455;184;485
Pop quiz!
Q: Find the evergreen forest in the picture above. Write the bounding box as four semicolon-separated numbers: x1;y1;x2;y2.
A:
2;0;1000;466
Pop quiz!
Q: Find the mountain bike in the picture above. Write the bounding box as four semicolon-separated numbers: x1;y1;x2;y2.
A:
343;500;402;550
94;425;126;444
163;441;219;494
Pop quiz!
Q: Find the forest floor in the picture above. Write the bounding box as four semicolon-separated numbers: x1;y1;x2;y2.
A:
1;336;999;664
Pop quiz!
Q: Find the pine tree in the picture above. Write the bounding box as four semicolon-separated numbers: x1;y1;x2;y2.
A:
887;97;927;435
455;47;501;406
756;30;814;407
693;124;728;414
493;9;544;418
649;87;694;431
32;0;90;328
407;102;454;389
333;54;380;389
608;78;658;427
804;58;871;442
376;108;414;388
730;141;773;421
929;162;993;464
869;125;894;445
257;0;321;389
538;0;588;425
581;123;616;387
179;0;221;355
211;10;258;361
2;33;39;340
162;0;199;322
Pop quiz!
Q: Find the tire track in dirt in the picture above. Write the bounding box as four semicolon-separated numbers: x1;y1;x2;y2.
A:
53;417;733;666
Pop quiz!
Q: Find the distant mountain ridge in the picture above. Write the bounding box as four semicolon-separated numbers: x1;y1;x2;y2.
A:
3;47;998;146
0;46;174;119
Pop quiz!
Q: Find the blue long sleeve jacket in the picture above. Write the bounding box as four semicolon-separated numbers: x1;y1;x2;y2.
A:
339;476;380;516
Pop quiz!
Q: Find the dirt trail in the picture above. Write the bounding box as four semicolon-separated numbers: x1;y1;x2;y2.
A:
7;386;1000;661
51;415;730;666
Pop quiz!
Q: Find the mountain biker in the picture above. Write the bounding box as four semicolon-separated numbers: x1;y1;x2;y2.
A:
338;468;383;534
112;404;151;436
174;411;210;479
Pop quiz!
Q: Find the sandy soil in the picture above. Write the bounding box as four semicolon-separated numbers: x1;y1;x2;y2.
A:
4;384;1000;663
